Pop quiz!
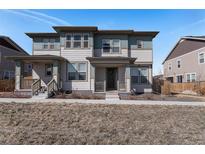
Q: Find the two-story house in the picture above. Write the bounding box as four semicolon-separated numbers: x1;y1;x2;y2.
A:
8;26;158;97
163;36;205;83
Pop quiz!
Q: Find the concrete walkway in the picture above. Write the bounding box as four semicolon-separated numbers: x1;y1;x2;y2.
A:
0;98;205;106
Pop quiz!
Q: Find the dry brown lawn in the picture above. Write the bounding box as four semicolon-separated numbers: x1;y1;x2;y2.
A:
0;103;205;145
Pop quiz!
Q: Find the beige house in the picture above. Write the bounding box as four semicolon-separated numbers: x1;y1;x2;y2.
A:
163;36;205;83
8;26;158;98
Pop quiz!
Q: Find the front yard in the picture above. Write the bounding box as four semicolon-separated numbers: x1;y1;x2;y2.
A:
0;102;205;144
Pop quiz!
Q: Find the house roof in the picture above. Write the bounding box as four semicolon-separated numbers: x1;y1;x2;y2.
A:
25;33;59;38
53;26;98;32
162;36;205;64
6;55;67;61
0;35;28;55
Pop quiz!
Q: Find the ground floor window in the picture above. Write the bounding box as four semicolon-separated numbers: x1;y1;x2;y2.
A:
186;73;196;82
0;71;15;80
176;75;183;83
131;67;149;84
67;62;87;81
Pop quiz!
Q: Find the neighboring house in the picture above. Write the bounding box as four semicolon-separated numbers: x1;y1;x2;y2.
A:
8;26;158;97
163;36;205;83
0;35;29;80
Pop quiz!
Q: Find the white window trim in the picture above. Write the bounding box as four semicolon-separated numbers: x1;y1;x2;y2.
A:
102;39;121;54
198;52;205;64
176;74;183;83
65;33;90;49
186;72;196;82
137;40;144;48
67;62;88;81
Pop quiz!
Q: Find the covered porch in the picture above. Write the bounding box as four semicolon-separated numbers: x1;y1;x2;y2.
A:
87;57;136;93
7;55;65;97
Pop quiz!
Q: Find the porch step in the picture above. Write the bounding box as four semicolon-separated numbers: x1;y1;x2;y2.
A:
105;92;120;100
32;92;48;99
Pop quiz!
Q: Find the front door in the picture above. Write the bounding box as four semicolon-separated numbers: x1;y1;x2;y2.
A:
106;68;118;91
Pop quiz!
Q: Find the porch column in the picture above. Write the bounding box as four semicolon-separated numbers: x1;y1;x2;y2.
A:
90;64;95;92
15;60;21;90
125;66;131;92
53;60;60;87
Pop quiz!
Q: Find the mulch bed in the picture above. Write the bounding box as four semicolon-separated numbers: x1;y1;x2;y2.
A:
0;92;30;98
53;93;105;99
120;93;205;102
0;103;205;144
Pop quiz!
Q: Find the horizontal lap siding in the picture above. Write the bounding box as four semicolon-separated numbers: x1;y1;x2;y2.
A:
60;48;92;90
33;50;60;56
164;47;205;82
131;50;152;62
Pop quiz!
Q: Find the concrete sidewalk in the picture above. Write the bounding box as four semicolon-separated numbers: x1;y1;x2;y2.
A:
0;98;205;106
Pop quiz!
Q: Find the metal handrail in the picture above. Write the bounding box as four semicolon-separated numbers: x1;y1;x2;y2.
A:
31;79;41;95
47;78;58;97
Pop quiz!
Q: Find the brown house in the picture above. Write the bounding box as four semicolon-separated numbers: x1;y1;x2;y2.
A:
0;35;29;79
163;36;205;83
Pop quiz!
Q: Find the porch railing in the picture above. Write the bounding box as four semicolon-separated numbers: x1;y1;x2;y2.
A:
31;79;41;95
20;78;35;89
47;78;58;97
95;81;105;92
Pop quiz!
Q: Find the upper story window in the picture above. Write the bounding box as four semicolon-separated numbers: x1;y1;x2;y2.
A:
65;33;90;49
177;60;181;68
73;34;81;48
42;38;58;50
199;53;205;64
43;39;49;49
102;39;120;53
66;34;72;48
168;63;172;71
137;40;143;48
83;34;89;48
49;39;55;49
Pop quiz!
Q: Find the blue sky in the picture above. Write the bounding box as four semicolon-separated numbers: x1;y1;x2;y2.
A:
1;9;205;74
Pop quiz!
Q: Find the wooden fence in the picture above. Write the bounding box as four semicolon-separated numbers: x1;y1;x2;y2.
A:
0;80;15;92
161;80;205;95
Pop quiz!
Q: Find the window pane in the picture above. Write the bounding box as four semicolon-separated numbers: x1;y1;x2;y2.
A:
141;76;148;84
50;39;55;43
199;53;204;63
131;68;140;76
131;76;139;84
74;42;81;48
79;72;86;80
102;40;111;53
187;74;190;82
79;63;86;72
137;40;143;48
113;40;120;53
66;35;71;40
84;41;88;48
43;44;48;49
140;68;148;76
68;63;77;72
68;72;77;80
84;35;89;40
43;39;49;43
74;35;81;40
191;74;196;82
66;41;71;48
